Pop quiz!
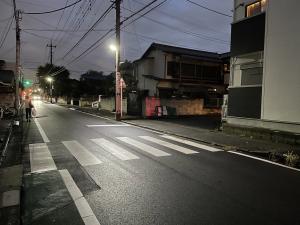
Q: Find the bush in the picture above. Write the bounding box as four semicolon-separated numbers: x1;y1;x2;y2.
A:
283;151;299;167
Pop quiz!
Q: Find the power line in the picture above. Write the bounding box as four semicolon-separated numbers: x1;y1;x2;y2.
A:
22;30;52;40
122;6;229;45
121;0;158;24
0;16;13;49
185;0;232;18
22;28;110;32
62;2;115;59
0;14;14;23
67;0;169;65
22;0;83;15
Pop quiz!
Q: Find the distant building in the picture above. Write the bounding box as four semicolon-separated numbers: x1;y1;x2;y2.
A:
133;43;230;108
227;0;300;133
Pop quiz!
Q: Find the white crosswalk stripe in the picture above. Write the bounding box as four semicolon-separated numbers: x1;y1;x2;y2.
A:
117;137;171;157
62;141;102;166
90;138;139;161
139;136;198;154
29;143;57;173
161;135;222;152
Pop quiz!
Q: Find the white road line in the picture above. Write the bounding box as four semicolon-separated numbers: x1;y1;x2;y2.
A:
161;135;222;152
70;109;111;120
117;137;171;157
87;124;131;127
29;143;57;173
34;118;50;143
139;136;198;155
228;151;300;172
62;141;102;166
59;170;101;225
90;138;139;161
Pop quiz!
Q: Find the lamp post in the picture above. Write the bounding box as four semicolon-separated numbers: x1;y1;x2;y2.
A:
46;77;53;103
110;44;121;121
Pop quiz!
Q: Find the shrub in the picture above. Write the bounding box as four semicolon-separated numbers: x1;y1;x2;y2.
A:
283;151;299;167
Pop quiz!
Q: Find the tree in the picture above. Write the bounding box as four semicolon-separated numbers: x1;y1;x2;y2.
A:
36;63;70;97
79;70;114;97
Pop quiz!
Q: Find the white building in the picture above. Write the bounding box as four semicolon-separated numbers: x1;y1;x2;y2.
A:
227;0;300;134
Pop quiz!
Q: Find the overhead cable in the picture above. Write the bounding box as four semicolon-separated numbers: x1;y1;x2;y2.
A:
62;2;115;59
67;0;169;65
0;16;14;49
185;0;232;18
22;0;83;15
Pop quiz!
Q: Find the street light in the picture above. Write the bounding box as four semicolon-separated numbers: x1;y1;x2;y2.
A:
46;77;53;103
109;44;121;121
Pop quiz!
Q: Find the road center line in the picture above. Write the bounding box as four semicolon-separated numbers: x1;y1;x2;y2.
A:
34;118;50;143
86;124;131;127
228;151;300;172
59;169;101;225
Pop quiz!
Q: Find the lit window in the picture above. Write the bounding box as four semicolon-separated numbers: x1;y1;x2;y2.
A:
246;0;267;17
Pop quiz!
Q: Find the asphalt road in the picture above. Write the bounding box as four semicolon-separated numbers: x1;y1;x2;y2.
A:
22;101;300;225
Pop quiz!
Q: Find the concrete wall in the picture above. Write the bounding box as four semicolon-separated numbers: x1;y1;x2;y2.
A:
160;99;204;116
136;58;158;96
100;97;127;114
261;0;300;124
135;49;166;97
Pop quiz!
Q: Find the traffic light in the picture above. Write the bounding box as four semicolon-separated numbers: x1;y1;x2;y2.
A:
23;79;33;88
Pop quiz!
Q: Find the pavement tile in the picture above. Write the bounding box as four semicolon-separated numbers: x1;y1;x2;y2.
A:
1;190;20;208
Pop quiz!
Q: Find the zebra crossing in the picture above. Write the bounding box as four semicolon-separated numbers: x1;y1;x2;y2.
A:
29;135;223;171
63;135;223;167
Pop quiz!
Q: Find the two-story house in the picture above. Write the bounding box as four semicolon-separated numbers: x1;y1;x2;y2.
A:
133;43;230;109
226;0;300;135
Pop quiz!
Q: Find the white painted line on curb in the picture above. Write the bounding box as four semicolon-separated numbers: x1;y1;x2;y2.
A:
91;138;139;161
34;118;50;143
62;141;102;166
87;124;131;127
161;135;222;152
117;137;171;157
29;143;57;173
59;169;101;225
228;151;300;172
140;136;198;154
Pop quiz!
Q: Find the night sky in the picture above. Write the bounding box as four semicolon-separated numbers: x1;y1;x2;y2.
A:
0;0;233;80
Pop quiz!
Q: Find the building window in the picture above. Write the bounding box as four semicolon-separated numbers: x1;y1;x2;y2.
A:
246;0;266;17
181;63;195;78
167;61;180;78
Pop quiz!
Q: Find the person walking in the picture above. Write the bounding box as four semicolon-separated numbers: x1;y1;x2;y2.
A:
24;95;34;122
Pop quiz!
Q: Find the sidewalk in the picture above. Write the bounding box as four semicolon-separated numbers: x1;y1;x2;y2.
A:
67;105;300;161
0;119;23;225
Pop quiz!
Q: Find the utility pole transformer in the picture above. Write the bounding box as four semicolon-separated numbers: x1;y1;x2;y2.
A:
115;0;122;121
47;40;56;65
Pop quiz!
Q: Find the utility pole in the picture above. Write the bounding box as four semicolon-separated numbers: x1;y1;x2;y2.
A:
115;0;121;121
47;40;56;65
13;0;21;112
